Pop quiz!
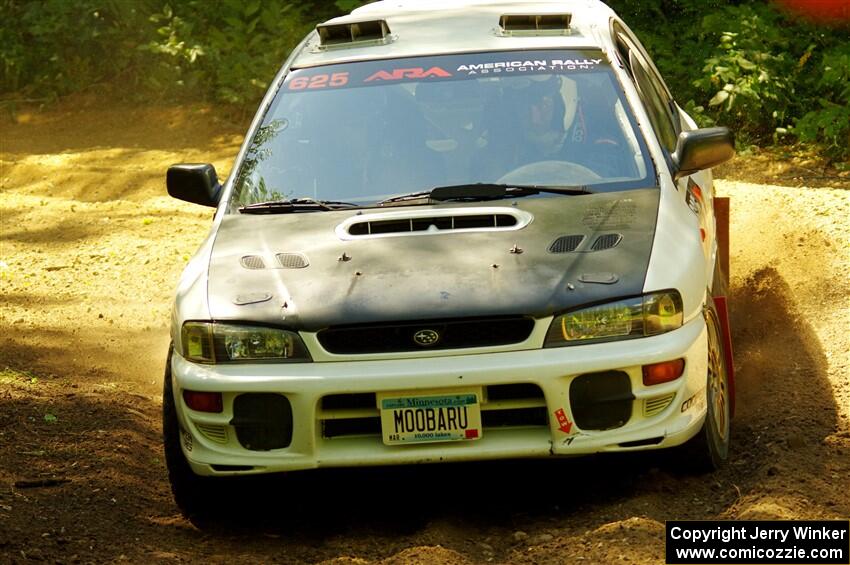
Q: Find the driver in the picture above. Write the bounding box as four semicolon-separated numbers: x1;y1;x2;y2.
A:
514;75;569;163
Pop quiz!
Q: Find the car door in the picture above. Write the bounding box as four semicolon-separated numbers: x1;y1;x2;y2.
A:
611;19;718;277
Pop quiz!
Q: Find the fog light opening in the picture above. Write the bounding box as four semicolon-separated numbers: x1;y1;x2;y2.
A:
183;390;223;413
642;359;685;386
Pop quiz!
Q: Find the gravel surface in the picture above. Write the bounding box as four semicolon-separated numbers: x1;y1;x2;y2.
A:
1;103;848;564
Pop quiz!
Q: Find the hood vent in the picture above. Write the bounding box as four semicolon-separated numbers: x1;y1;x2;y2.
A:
337;207;533;240
240;255;266;270
276;252;309;269
548;235;585;253
591;233;623;251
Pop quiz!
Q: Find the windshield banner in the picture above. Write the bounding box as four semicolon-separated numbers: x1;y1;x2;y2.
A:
286;50;607;92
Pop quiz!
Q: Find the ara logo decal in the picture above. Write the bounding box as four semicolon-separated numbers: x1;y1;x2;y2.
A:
554;408;574;434
364;67;452;82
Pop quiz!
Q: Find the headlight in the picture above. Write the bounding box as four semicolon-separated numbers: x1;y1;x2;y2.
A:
181;322;311;363
544;290;683;347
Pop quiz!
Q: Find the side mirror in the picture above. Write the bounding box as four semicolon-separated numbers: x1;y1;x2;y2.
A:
671;127;735;181
166;163;222;207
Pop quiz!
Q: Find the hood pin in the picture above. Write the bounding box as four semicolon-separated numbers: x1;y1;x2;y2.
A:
509;244;523;254
338;252;351;262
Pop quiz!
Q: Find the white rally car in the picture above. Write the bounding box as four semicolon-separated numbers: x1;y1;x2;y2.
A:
163;0;736;518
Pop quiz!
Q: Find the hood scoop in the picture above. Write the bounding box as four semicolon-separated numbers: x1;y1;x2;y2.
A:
337;207;533;240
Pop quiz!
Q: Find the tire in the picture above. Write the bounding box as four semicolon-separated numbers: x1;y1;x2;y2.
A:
677;305;731;473
162;345;221;521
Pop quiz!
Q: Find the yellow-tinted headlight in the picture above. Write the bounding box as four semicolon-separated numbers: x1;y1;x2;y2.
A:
181;322;214;362
545;291;683;347
180;322;311;363
643;291;684;335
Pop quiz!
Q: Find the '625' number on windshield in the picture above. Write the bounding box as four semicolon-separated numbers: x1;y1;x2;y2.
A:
288;72;349;90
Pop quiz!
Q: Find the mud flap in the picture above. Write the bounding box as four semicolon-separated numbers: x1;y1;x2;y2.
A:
710;196;734;416
714;196;730;288
712;295;735;417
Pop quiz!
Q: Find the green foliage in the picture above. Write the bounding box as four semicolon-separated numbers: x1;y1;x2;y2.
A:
607;0;850;160
0;0;335;104
791;44;850;158
1;0;848;160
695;5;795;137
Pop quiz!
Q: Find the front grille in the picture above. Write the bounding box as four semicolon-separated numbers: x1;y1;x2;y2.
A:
317;316;535;354
320;384;547;439
323;417;381;438
482;407;547;428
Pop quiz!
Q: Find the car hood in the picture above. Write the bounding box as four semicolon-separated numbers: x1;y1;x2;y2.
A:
207;188;659;331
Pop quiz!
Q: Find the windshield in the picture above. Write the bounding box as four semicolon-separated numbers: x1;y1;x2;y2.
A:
229;50;655;211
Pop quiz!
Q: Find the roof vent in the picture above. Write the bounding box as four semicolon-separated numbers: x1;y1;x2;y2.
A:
499;13;572;36
317;19;391;47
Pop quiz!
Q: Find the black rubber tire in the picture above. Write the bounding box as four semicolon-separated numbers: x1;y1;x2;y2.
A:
677;305;731;473
162;345;221;521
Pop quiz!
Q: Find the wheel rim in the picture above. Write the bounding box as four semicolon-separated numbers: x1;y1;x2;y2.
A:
706;311;729;440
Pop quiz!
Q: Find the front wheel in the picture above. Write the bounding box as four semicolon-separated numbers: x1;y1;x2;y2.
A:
162;345;221;520
678;305;731;472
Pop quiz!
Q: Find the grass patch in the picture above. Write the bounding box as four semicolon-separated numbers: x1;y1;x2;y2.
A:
0;366;40;385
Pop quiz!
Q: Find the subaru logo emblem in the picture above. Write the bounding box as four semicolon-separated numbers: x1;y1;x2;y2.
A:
413;329;440;347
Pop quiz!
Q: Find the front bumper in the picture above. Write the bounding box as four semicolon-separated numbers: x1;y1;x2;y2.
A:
171;315;709;476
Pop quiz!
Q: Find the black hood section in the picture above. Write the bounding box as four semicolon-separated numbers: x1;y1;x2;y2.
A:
207;188;660;331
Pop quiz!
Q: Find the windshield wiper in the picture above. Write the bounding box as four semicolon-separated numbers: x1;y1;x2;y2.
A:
239;198;359;214
378;183;591;206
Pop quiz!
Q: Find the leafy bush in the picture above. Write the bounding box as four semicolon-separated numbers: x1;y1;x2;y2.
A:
0;0;333;105
694;5;796;140
791;44;850;159
607;0;850;160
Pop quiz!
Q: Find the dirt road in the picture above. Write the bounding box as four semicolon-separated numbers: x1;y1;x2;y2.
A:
1;103;848;563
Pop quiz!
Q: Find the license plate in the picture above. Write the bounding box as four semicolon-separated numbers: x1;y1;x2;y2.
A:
377;389;483;445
